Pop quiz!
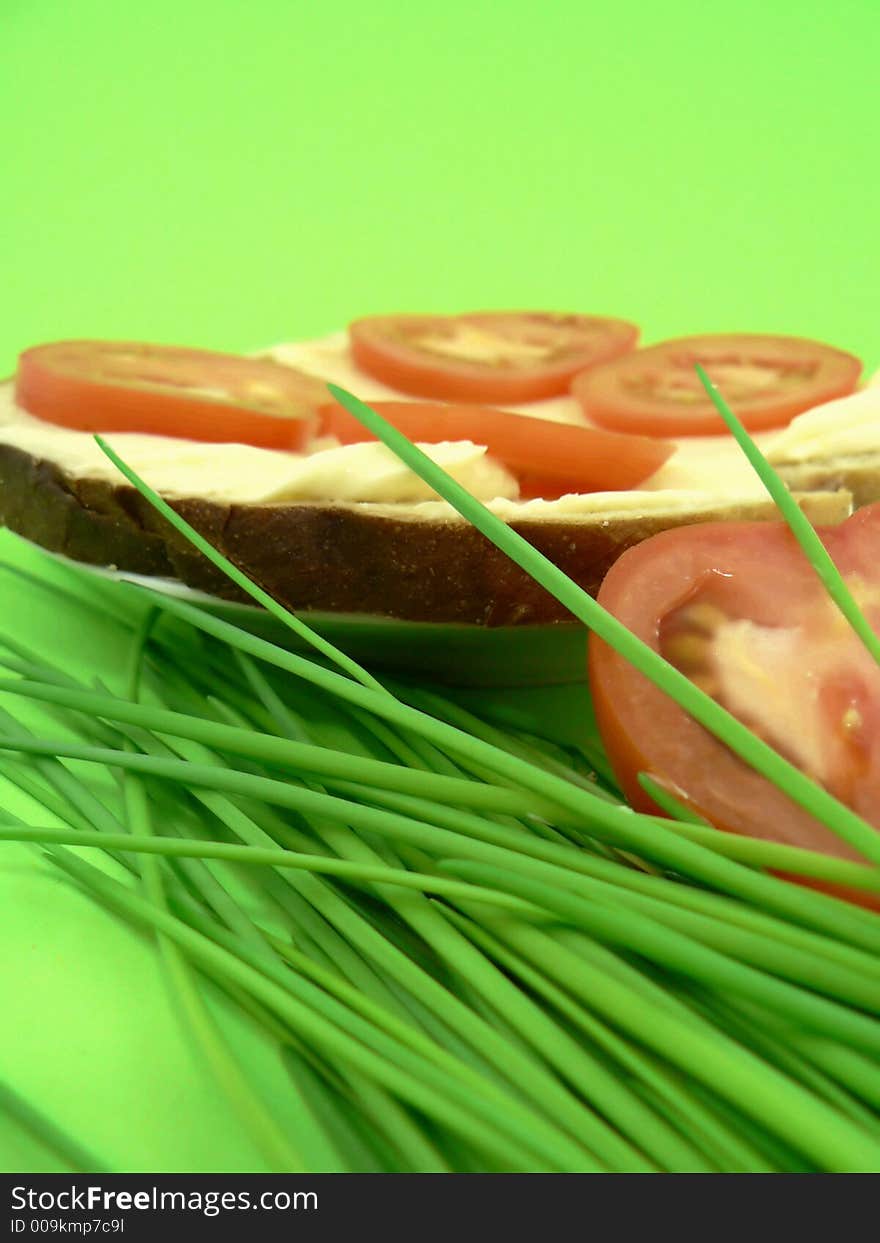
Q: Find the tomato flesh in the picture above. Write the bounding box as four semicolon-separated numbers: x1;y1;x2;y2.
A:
16;341;325;449
659;581;880;811
588;504;880;882
572;333;862;436
350;312;639;404
319;399;673;497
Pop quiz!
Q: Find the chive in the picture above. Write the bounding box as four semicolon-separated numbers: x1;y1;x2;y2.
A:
392;680;620;801
793;1038;880;1110
120;616;312;1173
265;934;512;1095
443;860;880;1053
440;909;724;1172
573;854;880;982
17;745;855;1163
0;676;549;819
460;913;880;1170
48;845;589;1171
0;823;537;912
278;1051;389;1173
483;848;880;1004
8;698;877;976
118;730;616;1166
685;991;880;1129
661;814;880;894
311;780;880;959
299;823;646;1170
348;779;879;983
147;751;497;1050
116;710;367;1173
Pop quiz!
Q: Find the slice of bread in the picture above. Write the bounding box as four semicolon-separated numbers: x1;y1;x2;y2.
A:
774;455;880;510
767;384;880;508
0;441;851;626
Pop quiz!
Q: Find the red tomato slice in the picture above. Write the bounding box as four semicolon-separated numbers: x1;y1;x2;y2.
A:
572;334;862;437
15;341;326;450
319;399;673;497
349;312;640;404
588;504;880;902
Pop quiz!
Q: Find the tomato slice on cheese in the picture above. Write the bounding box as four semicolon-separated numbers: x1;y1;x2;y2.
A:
15;341;325;449
320;399;673;497
572;334;862;437
349;312;639;404
589;504;880;904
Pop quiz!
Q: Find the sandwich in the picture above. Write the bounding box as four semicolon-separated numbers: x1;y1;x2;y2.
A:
0;314;867;626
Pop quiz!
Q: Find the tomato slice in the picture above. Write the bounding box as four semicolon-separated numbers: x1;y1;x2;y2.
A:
349;312;639;404
588;504;880;899
15;341;326;450
571;334;862;437
319;399;673;497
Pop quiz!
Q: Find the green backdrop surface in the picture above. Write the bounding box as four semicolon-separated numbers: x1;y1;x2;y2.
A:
4;0;880;371
1;0;878;1171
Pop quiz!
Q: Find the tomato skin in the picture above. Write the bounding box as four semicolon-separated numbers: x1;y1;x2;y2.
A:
350;312;639;404
572;333;862;437
16;341;325;450
319;399;673;496
588;505;880;899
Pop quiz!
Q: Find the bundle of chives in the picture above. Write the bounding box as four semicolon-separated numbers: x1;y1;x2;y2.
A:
0;390;878;1174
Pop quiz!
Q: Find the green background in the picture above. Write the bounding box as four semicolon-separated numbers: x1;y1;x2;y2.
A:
4;0;880;372
1;0;878;1171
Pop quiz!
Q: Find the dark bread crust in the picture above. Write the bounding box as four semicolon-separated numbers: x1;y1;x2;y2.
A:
0;442;852;626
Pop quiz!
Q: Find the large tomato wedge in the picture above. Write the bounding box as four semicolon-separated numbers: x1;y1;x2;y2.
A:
589;504;880;887
572;334;862;436
349;312;639;404
15;341;326;449
319;399;673;497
